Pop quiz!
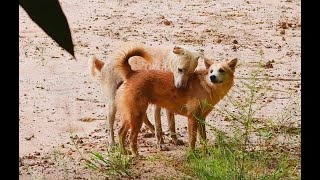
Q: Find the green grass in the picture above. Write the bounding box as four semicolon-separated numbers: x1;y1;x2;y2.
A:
69;132;134;179
185;131;299;180
84;146;133;177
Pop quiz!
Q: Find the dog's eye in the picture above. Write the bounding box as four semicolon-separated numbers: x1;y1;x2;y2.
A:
178;68;183;73
210;70;213;73
219;69;225;73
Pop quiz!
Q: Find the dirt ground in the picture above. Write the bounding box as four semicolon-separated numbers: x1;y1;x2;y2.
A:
19;0;301;179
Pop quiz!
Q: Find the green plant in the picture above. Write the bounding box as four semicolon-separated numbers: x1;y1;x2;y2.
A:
185;51;300;179
84;147;133;177
69;132;134;178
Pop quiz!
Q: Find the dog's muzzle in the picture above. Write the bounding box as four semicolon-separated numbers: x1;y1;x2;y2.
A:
210;75;222;83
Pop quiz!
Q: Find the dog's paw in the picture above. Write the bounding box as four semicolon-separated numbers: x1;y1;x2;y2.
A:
156;144;170;151
125;150;132;155
170;139;185;146
160;146;170;151
107;140;117;147
119;148;131;155
107;143;119;152
108;142;117;147
155;137;165;144
131;153;145;160
202;147;208;154
107;144;120;152
142;132;155;138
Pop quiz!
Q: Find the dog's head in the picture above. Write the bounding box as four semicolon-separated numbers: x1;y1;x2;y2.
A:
204;57;238;86
171;46;203;88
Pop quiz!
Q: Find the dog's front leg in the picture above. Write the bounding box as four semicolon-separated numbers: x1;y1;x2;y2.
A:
143;114;155;133
197;116;208;153
153;105;164;149
197;116;207;142
188;116;198;150
166;110;184;145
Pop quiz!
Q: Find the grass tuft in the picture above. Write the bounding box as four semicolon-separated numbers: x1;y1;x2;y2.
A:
184;52;300;179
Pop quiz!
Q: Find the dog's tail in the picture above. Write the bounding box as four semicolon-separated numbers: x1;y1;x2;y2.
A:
88;56;105;77
115;43;153;80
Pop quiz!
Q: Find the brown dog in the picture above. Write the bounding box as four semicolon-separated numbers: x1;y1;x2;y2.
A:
89;42;202;147
115;46;238;156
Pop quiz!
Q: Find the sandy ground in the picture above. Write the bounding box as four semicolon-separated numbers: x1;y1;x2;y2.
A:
19;0;300;179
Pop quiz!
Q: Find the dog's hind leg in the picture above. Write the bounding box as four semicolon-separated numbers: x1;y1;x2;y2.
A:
118;120;130;155
106;102;116;147
130;114;144;157
153;105;165;148
143;114;155;133
166;110;184;145
101;82;118;147
188;116;198;150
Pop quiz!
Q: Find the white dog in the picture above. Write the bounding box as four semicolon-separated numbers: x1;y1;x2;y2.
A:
89;42;203;147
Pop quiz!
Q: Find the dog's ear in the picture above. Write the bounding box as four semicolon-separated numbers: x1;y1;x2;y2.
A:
198;50;204;59
204;57;214;69
173;46;185;55
227;58;238;71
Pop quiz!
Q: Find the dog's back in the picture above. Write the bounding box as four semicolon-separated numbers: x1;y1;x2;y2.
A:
117;58;236;117
118;69;214;116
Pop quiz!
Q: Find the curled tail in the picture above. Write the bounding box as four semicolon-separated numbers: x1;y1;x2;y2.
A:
115;43;153;80
88;56;105;77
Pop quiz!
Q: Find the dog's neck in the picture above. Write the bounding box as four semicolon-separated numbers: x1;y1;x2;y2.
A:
209;80;234;102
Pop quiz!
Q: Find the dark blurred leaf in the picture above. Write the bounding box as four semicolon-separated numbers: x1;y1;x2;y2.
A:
20;0;74;57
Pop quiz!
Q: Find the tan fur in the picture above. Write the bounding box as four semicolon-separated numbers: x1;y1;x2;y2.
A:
88;56;104;77
88;42;203;146
114;44;153;79
116;57;238;156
